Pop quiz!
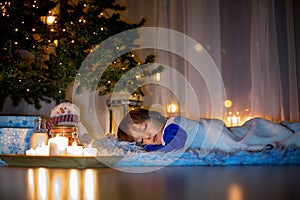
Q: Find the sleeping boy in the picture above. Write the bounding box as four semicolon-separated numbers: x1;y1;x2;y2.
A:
117;108;300;153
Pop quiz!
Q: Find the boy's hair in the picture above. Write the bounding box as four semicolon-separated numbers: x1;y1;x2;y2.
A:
117;108;166;142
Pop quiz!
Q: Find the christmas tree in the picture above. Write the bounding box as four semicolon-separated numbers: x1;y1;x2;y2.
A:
0;0;162;110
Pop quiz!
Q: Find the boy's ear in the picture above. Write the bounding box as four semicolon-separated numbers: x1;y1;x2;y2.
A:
141;121;148;129
141;121;148;126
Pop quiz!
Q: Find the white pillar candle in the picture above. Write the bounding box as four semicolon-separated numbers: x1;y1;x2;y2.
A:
67;141;83;156
48;134;69;156
83;144;97;157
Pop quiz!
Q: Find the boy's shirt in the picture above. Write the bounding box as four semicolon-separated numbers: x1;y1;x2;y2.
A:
142;123;187;152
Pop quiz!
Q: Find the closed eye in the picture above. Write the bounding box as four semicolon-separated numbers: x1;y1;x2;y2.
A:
135;138;144;145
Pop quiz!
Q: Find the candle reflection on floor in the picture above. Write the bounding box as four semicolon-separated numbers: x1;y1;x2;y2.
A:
84;170;95;200
27;168;97;200
52;173;64;200
27;169;35;199
228;183;243;200
69;170;80;199
38;168;48;200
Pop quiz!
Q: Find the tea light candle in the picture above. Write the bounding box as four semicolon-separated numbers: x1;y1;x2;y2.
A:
83;144;97;157
48;134;68;156
26;148;36;155
67;141;83;156
35;142;49;156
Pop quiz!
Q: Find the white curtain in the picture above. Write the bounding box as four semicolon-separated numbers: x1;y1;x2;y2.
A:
250;0;299;121
121;0;300;122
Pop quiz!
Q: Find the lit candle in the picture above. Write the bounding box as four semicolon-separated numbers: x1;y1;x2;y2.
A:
67;141;83;156
236;112;241;125
83;144;97;157
35;142;49;156
226;116;232;126
48;134;68;156
231;116;238;126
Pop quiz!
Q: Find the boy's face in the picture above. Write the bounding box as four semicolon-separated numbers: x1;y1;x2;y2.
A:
129;119;163;145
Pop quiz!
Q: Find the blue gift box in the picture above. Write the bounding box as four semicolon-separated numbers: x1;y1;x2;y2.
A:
0;128;33;154
0;116;41;154
0;115;40;128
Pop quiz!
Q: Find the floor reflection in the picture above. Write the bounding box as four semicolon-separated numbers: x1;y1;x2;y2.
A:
52;172;64;200
37;168;48;200
0;166;299;200
228;183;243;200
27;168;97;200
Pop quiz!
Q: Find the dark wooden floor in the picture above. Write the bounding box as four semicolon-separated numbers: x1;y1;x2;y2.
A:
0;165;300;200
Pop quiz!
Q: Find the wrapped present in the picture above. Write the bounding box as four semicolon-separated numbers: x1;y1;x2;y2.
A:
0;116;41;154
0;115;40;128
0;128;33;154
